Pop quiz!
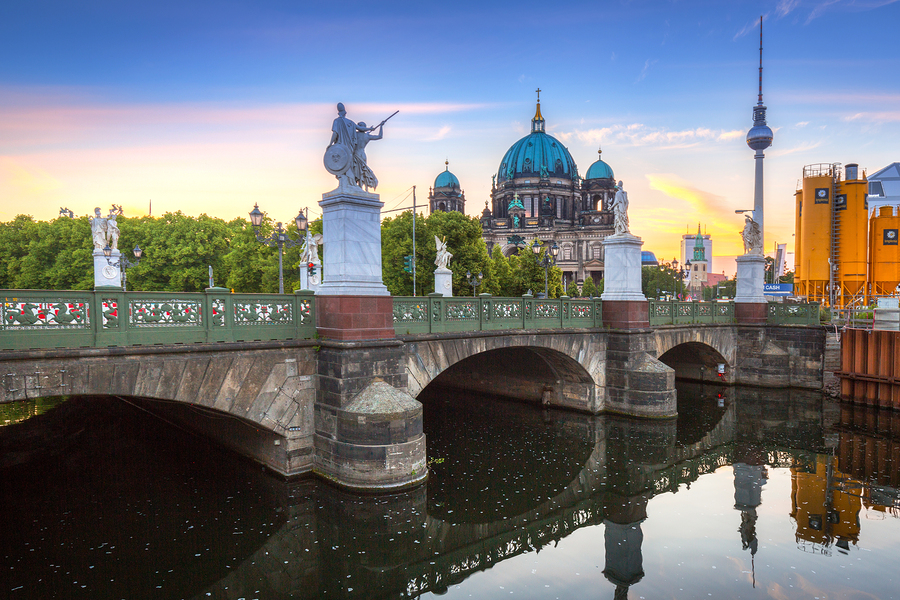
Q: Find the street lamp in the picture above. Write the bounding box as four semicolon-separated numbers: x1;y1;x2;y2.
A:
249;203;307;294
466;270;484;296
103;244;143;291
531;239;560;297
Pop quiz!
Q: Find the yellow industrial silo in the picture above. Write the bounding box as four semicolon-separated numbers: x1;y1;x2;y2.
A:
795;163;869;307
869;206;900;297
796;164;838;304
835;164;868;306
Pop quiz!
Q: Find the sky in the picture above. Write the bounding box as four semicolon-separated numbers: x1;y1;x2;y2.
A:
2;0;900;275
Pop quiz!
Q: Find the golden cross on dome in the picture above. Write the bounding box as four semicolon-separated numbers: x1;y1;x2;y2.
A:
535;88;541;102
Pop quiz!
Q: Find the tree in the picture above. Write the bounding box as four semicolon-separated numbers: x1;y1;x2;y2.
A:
489;246;514;296
566;280;580;297
581;276;597;298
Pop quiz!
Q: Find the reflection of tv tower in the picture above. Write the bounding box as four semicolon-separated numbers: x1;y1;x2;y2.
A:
746;16;774;249
734;446;768;588
603;494;648;600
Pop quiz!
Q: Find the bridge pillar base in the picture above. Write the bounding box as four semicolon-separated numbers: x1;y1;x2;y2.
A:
604;331;676;418
316;295;395;341
735;302;767;324
602;300;650;329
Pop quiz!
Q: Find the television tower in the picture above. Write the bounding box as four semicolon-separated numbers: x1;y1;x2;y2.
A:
746;16;773;249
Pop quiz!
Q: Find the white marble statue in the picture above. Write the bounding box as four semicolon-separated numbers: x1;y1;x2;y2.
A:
324;103;396;191
434;235;452;269
611;181;630;235
106;213;120;251
300;231;324;285
741;214;763;255
90;207;107;250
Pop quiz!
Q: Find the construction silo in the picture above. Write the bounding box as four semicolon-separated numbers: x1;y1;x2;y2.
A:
869;206;900;297
835;164;869;306
797;163;838;304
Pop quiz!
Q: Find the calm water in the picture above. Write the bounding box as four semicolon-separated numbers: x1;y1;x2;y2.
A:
2;385;900;600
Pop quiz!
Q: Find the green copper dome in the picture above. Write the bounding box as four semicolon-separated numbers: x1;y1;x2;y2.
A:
585;146;614;180
434;161;460;189
497;101;578;183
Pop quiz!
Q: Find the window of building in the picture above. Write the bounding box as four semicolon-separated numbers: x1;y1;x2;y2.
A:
869;181;885;197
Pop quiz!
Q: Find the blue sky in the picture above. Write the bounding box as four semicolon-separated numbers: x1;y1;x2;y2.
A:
2;0;899;271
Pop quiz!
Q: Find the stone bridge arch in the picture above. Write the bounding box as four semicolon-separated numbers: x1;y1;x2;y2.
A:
652;325;737;383
0;343;317;477
401;331;605;413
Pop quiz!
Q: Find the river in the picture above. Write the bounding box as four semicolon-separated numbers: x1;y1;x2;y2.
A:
2;383;899;599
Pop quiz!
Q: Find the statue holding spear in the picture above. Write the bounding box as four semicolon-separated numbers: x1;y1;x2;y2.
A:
325;103;398;191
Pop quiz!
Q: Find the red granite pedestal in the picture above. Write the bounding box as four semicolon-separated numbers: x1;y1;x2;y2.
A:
602;300;650;329
735;302;767;325
316;295;395;341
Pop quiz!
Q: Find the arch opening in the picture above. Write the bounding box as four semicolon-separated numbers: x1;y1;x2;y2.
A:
424;346;594;408
658;342;728;385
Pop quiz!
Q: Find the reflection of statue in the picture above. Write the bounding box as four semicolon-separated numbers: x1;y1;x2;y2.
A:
324;103;395;190
434;236;452;269
741;214;762;255
91;207;107;249
611;181;630;235
106;214;120;251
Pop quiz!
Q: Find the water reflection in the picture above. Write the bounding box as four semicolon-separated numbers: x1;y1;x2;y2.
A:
3;387;900;598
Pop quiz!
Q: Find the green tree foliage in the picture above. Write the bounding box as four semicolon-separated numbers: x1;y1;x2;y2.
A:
427;211;492;297
581;276;597;298
488;246;514;296
566;280;580;297
642;263;687;300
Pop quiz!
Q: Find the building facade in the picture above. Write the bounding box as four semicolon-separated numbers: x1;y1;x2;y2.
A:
476;97;617;288
428;160;466;214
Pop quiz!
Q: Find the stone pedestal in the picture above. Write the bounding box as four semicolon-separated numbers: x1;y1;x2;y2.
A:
93;249;122;289
317;185;389;296
299;268;320;294
434;267;452;297
601;234;648;328
735;254;767;324
316;295;395;341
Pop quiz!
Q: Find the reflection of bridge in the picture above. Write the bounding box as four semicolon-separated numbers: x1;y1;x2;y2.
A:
197;388;828;599
0;289;824;488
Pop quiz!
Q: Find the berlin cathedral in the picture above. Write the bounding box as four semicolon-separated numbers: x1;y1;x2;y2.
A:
428;93;617;289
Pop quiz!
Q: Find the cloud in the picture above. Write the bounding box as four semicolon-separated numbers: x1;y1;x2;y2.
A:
568;124;745;149
795;121;809;127
635;59;657;83
768;140;823;157
426;125;452;141
844;111;900;123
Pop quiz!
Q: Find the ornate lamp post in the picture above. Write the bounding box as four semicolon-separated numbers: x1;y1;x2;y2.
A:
531;239;560;298
466;270;483;297
249;203;307;294
103;244;142;291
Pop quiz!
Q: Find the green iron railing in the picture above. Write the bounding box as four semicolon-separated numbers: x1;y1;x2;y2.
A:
392;295;603;335
767;301;821;326
0;288;316;351
649;300;736;326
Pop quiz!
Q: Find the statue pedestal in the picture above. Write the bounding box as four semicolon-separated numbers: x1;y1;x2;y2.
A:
434;267;452;297
601;234;648;328
299;267;320;294
93;249;122;289
734;254;767;324
317;186;389;297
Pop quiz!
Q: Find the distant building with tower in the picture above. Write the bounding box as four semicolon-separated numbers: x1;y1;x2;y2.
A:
681;225;712;297
429;160;466;214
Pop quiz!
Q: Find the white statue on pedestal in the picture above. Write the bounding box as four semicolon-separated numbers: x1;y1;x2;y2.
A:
91;207;108;250
741;214;762;255
107;213;120;251
435;235;452;269
324;103;396;191
611;181;630;235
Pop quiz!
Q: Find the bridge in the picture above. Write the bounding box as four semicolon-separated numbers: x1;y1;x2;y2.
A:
0;288;823;490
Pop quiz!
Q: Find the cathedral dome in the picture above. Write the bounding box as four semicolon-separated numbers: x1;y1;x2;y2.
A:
497;100;578;184
585;147;614;181
434;161;460;189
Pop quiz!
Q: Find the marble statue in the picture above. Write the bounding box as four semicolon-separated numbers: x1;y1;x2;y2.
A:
324;103;395;190
434;235;452;269
90;207;107;249
611;181;630;235
106;213;120;251
741;214;762;255
301;231;324;285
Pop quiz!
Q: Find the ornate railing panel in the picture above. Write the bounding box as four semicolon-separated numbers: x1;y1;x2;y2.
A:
649;300;736;326
0;289;316;351
393;295;604;334
767;302;821;326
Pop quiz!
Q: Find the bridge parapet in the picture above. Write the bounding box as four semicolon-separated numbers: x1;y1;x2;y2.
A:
0;288;316;351
393;295;603;334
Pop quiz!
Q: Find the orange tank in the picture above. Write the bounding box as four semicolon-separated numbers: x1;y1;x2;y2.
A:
869;206;900;296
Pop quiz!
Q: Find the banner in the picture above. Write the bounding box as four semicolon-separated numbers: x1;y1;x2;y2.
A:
763;283;793;295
